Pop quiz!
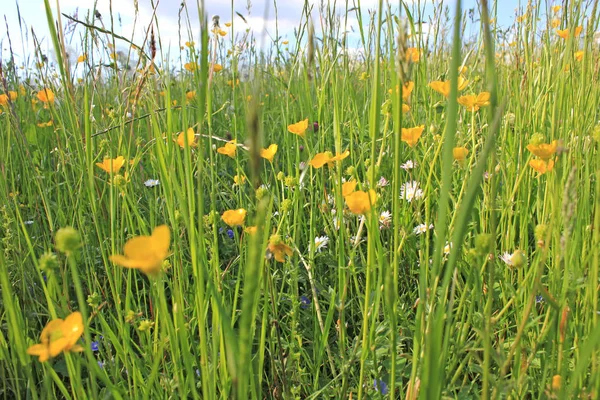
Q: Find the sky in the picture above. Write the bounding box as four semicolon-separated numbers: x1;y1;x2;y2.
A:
0;0;559;66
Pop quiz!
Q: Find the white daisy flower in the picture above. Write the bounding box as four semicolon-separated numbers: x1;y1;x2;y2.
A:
413;223;433;235
377;176;389;187
144;179;160;187
400;181;424;202
379;210;392;228
500;250;527;268
314;236;329;252
401;160;415;170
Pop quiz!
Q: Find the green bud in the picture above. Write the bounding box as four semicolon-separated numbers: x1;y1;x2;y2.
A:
138;319;154;332
510;250;527;268
39;251;59;272
276;171;285;181
530;133;545;146
474;233;493;256
281;199;293;213
55;227;81;255
256;186;268;200
345;166;355;176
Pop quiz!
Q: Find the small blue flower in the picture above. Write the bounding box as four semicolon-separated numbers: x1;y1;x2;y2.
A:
536;295;544;304
98;360;105;368
227;229;234;239
300;295;311;309
91;341;99;352
374;379;389;395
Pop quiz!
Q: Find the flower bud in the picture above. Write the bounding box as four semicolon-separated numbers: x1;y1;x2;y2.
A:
55;227;81;255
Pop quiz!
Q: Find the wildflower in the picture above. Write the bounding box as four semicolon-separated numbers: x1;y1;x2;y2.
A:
90;341;99;352
0;91;17;105
377;176;389;187
110;225;171;276
212;63;223;73
213;28;227;36
453;146;469;162
389;81;414;101
37;120;53;127
309;150;349;168
345;190;377;215
221;209;247;227
552;5;561;13
556;26;583;39
401;125;425;147
401;160;415;170
400;181;424;202
226;229;235;239
500;250;527;268
144;179;160;188
282;40;289;45
27;312;84;362
551;375;562;391
379;210;392;228
175;128;196;148
268;235;293;262
185;41;195;47
429;76;469;97
233;174;246;185
574;51;584;61
374;379;389;395
260;144;278;162
529;159;555;175
526;140;557;159
443;242;452;255
287;118;309;137
77;54;87;63
313;121;320;132
405;47;420;63
184;62;198;71
414;223;433;235
457;92;491;112
217;140;237;158
186;91;196;101
299;295;311;309
314;235;329;252
551;18;560;28
37;88;55;104
55;227;82;256
96;156;125;174
342;180;357;197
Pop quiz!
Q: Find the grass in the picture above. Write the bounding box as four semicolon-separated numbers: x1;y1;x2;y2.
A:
0;0;599;398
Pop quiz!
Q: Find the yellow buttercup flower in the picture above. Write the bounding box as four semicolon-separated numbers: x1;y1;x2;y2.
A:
260;144;278;162
77;54;87;63
453;147;469;161
186;91;196;101
217;140;237;158
37;88;55;104
551;18;561;28
429;76;469;97
526;140;558;160
233;174;246;185
574;51;584;61
244;226;257;235
389;81;414;102
342;180;357;197
552;5;561;13
405;47;420;63
345;190;377;215
0;91;17;105
309;152;333;168
212;63;223;73
185;41;195;47
177;128;197;148
557;26;583;39
457;92;491;112
529;159;555;175
287;118;309;137
96;156;125;174
110;225;171;276
401;125;425;148
221;208;247;227
27;312;84;362
268;235;293;262
184;62;198;71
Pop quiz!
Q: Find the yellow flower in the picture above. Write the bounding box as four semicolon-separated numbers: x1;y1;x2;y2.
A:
37;120;54;128
27;312;84;362
110;225;171;275
217;140;237;158
233;174;246;185
37;88;55;104
225;22;232;27
177;128;197;148
526;140;558;160
77;54;87;63
551;375;562;391
212;63;223;73
244;226;257;235
227;79;240;87
401;125;425;148
457;92;491;112
551;18;561;28
282;40;289;45
342;180;357;197
389;81;414;102
557;26;583;39
529;159;555;175
516;14;527;23
96;156;125;174
184;62;198;71
185;41;195;47
268;235;293;262
453;146;469;161
552;5;561;13
186;91;196;101
309;152;333;169
429;76;469;97
574;51;584;61
260;144;278;162
221;208;247;227
344;190;377;215
287;118;309;137
405;47;420;63
402;103;411;113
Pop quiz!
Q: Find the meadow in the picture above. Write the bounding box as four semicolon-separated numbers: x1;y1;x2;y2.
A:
0;0;599;398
